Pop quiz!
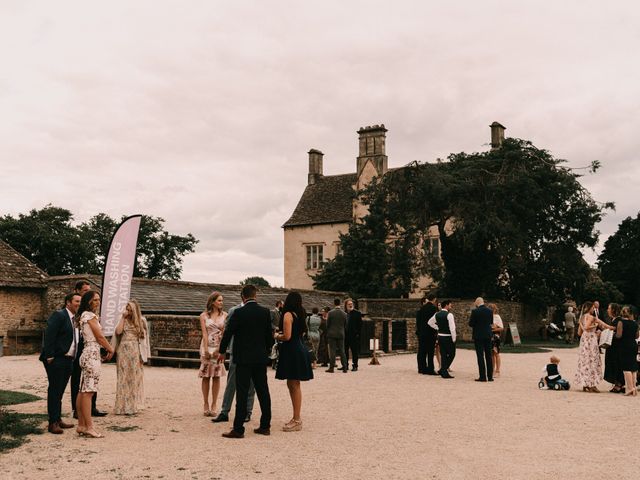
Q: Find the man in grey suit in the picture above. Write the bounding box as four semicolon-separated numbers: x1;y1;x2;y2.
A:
326;298;348;373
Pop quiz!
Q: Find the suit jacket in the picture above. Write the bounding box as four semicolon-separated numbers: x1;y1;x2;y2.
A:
219;300;272;365
416;302;438;337
346;309;363;340
326;307;347;339
469;304;493;341
39;308;75;362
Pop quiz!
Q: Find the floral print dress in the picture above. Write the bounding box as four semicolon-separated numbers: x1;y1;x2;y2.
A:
574;315;602;388
79;311;102;393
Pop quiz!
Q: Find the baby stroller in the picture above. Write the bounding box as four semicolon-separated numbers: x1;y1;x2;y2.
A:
538;377;570;390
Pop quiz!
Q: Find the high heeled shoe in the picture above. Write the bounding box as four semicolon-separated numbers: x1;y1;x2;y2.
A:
282;419;302;432
84;429;104;438
76;427;87;436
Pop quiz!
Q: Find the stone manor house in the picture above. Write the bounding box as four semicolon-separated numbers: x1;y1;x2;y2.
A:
282;122;507;296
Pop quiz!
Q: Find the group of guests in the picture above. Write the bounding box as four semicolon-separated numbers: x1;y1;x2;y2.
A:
197;285;317;437
574;301;639;395
41;280;149;437
415;295;504;381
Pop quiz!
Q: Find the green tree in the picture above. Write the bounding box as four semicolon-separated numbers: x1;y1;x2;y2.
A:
0;206;198;280
315;138;612;306
0;205;91;275
240;276;271;288
582;270;624;307
598;213;640;305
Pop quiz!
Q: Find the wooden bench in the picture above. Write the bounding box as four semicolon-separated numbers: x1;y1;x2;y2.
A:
149;347;229;369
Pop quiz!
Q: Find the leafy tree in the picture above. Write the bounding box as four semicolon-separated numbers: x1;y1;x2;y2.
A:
240;276;271;288
0;205;91;275
598;213;640;305
315;138;612;306
0;206;198;280
582;270;624;307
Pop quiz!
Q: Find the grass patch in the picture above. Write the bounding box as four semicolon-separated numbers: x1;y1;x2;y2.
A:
107;425;139;432
0;390;42;406
0;406;44;453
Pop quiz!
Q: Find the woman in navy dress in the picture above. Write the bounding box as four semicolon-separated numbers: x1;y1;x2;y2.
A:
616;306;639;396
274;291;313;432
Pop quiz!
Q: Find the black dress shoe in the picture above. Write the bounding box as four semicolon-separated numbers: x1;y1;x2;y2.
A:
488;378;494;382
351;366;358;371
441;373;455;379
425;371;438;376
342;368;348;373
475;378;487;382
253;427;270;436
91;410;108;417
211;413;229;423
325;368;334;373
222;430;244;438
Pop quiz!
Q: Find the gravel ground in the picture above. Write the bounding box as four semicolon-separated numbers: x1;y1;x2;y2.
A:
1;347;638;480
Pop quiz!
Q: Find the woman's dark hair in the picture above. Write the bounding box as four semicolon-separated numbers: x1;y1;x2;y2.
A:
75;290;100;326
281;291;307;333
608;303;621;317
312;307;319;314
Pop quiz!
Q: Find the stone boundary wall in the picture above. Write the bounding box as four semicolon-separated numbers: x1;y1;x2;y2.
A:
146;315;201;351
0;287;46;355
359;297;540;352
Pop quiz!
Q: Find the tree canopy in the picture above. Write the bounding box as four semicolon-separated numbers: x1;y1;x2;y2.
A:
315;138;613;306
240;276;271;288
0;205;198;280
598;213;640;306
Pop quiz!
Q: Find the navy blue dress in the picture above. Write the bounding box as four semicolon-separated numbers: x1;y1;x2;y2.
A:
275;314;314;381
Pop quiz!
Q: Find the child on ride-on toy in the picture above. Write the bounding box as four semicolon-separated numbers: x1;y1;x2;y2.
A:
539;355;570;390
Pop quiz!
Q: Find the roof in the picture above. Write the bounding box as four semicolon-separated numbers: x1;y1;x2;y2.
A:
48;275;344;315
0;239;48;288
282;173;356;227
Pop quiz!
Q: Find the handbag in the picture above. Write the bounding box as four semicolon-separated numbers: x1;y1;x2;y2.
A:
598;328;613;349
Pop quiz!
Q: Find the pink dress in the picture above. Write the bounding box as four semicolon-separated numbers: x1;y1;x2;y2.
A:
198;313;226;378
574;315;602;388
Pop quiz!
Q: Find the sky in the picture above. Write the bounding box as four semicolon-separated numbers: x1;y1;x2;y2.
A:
1;1;639;286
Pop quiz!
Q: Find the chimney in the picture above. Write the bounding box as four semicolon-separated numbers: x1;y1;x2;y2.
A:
357;124;388;177
490;121;506;150
308;149;323;185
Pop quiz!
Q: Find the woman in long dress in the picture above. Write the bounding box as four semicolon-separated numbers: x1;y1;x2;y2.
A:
113;300;148;414
574;301;615;392
198;292;226;416
274;291;313;432
75;290;115;438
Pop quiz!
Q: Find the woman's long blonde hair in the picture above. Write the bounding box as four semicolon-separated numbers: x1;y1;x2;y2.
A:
205;291;223;316
125;299;147;339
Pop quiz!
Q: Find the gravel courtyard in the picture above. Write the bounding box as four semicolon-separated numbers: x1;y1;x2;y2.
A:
1;347;637;480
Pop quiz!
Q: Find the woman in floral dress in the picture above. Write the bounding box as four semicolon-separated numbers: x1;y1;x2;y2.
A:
198;292;226;416
575;301;615;392
76;290;115;438
113;300;148;414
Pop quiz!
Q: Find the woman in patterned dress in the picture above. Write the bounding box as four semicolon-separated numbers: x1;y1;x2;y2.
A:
198;292;226;416
75;290;115;438
574;301;615;392
113;300;148;414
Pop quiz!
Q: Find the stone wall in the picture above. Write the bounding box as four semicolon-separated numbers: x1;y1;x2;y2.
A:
146;315;201;351
359;297;540;352
0;287;46;355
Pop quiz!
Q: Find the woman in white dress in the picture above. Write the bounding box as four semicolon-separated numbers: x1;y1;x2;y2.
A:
198;292;226;416
75;290;114;438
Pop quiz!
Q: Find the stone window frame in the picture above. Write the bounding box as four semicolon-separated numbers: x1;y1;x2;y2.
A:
305;243;325;270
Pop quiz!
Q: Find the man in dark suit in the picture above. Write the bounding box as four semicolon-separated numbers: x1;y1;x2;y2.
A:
326;298;348;373
468;297;494;382
217;284;272;438
40;293;81;434
415;294;438;375
70;280;106;418
344;298;363;371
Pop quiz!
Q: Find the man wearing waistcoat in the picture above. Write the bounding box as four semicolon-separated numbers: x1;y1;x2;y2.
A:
428;299;456;379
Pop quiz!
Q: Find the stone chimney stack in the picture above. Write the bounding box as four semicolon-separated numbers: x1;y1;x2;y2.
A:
490;121;506;150
357;124;388;177
308;149;323;185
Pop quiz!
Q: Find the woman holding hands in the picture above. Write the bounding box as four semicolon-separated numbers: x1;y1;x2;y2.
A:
75;290;115;438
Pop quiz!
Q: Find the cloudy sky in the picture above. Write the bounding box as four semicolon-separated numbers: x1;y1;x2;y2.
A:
1;1;638;286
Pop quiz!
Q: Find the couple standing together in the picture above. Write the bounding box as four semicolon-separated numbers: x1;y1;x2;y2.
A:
212;285;313;438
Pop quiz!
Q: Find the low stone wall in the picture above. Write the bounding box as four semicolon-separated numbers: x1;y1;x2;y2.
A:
359;297;540;352
0;287;46;355
146;314;201;351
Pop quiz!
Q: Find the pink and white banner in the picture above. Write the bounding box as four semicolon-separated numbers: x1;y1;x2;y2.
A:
100;215;141;336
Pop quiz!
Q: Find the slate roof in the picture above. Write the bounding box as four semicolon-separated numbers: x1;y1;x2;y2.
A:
49;275;343;315
0;239;48;288
282;173;356;227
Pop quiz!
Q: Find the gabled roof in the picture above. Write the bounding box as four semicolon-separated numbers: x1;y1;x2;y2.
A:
282;173;356;228
0;239;48;288
48;275;343;315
